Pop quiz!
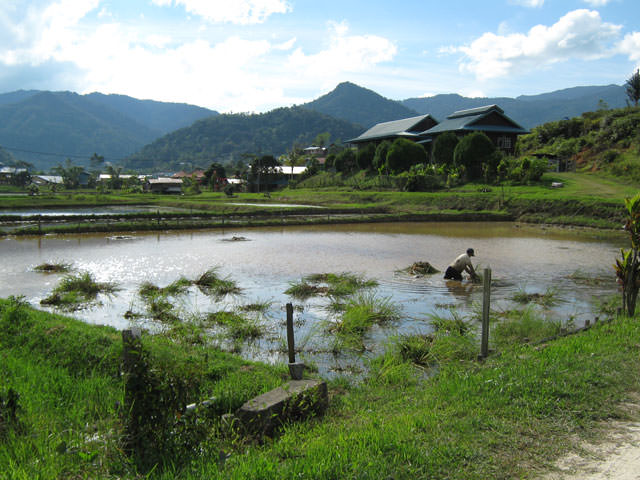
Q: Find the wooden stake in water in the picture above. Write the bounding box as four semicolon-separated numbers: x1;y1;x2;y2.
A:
480;268;492;359
286;303;295;364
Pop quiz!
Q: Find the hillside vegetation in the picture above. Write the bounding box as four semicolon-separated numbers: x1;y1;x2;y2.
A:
518;105;640;182
123;107;363;172
0;90;216;170
303;81;419;128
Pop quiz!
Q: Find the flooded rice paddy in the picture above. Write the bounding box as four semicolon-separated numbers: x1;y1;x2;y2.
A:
0;222;625;377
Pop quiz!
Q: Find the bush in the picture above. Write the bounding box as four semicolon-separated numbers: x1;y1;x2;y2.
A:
453;132;496;180
432;132;459;167
373;140;392;172
355;143;376;171
385;138;427;174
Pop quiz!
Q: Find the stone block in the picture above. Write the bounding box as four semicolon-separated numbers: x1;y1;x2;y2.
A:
236;379;328;437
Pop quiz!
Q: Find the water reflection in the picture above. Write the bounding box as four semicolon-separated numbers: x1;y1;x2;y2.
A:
0;222;625;377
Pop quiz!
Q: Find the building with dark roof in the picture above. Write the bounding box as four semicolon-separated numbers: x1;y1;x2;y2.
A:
348;105;528;156
421;105;528;155
347;114;438;146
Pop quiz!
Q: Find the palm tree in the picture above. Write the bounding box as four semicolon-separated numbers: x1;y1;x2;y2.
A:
625;69;640;107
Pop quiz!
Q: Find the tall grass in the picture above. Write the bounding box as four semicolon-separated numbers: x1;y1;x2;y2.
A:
491;306;567;348
40;271;118;310
194;268;242;296
286;272;377;299
333;293;401;336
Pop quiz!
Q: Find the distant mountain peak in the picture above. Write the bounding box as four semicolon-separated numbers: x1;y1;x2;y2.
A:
303;81;419;128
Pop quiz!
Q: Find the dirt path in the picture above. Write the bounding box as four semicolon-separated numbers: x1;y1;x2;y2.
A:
540;397;640;479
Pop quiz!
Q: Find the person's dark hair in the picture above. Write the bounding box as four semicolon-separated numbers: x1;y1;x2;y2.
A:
467;248;475;256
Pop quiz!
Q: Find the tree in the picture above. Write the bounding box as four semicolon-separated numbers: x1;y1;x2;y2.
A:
53;159;84;189
432;132;459;167
355;143;376;171
313;132;330;147
453;132;496;180
385;138;426;174
615;192;640;316
105;165;123;189
248;154;280;192
204;162;227;190
625;69;640;107
333;149;357;174
373;140;392;173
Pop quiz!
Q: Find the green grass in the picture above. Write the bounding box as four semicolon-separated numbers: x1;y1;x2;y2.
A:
511;286;560;307
333;293;401;336
3;295;640;478
33;261;73;273
206;310;266;341
40;271;119;310
286;272;378;299
0;297;286;478
194;268;242;296
491;306;569;348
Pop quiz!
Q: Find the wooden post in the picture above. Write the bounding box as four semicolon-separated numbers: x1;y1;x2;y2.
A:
480;268;492;359
286;303;295;364
122;327;142;375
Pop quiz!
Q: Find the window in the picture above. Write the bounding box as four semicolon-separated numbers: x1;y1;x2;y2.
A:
497;136;512;150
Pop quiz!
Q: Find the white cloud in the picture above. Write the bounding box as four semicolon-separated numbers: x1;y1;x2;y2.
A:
510;0;545;7
617;32;640;62
583;0;611;6
151;0;291;25
287;21;396;79
455;9;621;80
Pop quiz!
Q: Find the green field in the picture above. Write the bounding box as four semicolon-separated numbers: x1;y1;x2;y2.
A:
2;289;640;479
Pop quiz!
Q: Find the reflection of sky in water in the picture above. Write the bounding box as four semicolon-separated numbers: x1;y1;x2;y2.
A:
0;222;625;377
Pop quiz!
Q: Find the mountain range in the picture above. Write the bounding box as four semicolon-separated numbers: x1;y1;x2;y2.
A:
0;82;630;172
0;90;217;170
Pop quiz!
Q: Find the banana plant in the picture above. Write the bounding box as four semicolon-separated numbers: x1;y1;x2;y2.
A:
615;192;640;316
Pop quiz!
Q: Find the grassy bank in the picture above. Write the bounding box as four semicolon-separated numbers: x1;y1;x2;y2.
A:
2;172;636;234
2;295;640;478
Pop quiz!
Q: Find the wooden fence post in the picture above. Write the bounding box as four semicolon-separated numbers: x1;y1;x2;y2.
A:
480;268;492;360
122;327;143;454
286;303;304;379
286;303;295;364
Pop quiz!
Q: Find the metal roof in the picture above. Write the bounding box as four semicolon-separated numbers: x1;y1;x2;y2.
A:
348;114;438;143
423;105;528;135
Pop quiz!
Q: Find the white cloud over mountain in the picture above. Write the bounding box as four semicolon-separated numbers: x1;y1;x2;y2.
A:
455;9;622;80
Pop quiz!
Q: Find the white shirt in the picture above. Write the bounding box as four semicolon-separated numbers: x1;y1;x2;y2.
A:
450;253;473;272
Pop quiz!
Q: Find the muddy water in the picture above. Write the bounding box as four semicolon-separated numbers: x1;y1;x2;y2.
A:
0;222;625;377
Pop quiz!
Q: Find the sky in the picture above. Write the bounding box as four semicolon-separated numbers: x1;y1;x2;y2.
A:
1;0;639;113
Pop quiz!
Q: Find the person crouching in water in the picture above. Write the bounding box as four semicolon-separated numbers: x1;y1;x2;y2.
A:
444;248;478;281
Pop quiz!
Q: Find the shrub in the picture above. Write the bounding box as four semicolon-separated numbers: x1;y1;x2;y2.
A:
432;132;459;167
453;132;496;180
385;138;427;174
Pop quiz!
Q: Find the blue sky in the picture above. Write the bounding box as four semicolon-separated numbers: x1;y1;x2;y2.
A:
0;0;639;112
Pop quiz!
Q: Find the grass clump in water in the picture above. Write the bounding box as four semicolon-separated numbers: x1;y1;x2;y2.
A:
138;277;191;299
333;293;401;336
40;271;118;310
33;261;72;273
194;268;242;296
206;310;265;341
511;286;560;307
392;311;476;367
287;272;377;299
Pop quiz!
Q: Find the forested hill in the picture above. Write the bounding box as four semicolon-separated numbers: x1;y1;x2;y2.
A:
0;90;217;170
0;145;14;164
302;81;419;128
402;84;627;129
123;107;363;172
